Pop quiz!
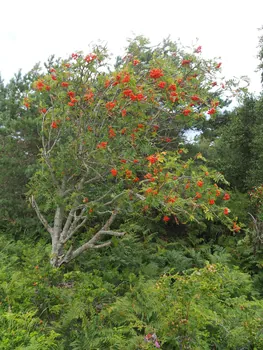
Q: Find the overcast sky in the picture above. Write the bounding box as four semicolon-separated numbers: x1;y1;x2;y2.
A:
1;0;262;94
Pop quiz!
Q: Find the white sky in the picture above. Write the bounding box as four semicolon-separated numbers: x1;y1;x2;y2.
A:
1;0;263;94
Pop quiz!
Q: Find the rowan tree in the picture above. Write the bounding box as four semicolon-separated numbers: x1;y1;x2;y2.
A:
26;38;241;267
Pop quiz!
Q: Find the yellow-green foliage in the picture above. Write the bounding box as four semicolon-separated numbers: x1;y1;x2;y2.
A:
1;234;263;349
84;264;263;349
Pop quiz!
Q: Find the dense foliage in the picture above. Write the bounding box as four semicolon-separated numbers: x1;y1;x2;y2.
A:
0;70;41;235
1;36;263;349
25;38;241;267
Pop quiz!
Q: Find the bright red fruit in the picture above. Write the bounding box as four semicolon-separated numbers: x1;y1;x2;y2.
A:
224;208;229;215
149;68;163;79
158;81;166;88
111;169;118;176
51;121;58;129
97;142;108;149
223;193;230;200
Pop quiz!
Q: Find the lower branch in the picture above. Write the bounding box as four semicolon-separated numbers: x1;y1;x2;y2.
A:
56;209;125;266
100;230;125;236
30;196;53;236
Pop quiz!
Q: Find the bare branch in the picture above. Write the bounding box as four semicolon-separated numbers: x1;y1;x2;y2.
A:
92;241;112;249
57;245;74;266
97;210;115;215
68;240;112;263
248;212;263;240
61;177;87;240
58;209;120;265
248;212;257;225
100;230;125;237
61;207;77;238
30;196;53;235
130;191;146;201
62;205;88;241
101;209;119;230
62;216;88;244
47;126;62;155
104;191;127;206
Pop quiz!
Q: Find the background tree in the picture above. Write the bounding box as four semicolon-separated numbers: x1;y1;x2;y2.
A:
196;95;263;193
203;97;258;191
257;25;263;84
0;55;62;236
0;69;42;235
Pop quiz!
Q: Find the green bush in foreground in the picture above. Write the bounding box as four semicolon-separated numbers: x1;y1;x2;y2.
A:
82;264;263;349
1;237;263;349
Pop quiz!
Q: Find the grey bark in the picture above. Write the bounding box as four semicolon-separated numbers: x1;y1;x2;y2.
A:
31;197;125;267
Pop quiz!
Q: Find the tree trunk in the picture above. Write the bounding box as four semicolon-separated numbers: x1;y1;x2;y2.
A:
50;206;64;267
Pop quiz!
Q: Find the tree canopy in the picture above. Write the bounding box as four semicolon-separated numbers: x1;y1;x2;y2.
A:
24;38;240;267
